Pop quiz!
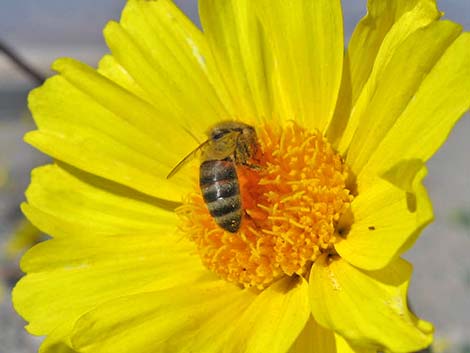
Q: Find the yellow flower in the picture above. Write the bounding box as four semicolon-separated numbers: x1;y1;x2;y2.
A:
12;0;470;352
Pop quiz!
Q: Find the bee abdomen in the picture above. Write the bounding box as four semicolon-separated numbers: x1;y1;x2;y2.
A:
200;160;242;233
213;210;242;233
207;195;241;217
201;180;238;203
199;159;237;185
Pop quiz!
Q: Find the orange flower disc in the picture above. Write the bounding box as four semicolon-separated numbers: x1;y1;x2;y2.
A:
178;123;354;289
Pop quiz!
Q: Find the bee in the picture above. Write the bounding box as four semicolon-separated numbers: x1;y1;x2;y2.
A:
167;122;259;233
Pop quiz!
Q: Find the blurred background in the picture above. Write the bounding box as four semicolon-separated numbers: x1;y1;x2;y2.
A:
0;1;469;352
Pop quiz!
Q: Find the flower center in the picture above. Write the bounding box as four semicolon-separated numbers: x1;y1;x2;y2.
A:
177;122;354;289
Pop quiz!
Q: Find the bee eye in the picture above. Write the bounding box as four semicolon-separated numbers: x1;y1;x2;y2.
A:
212;131;226;140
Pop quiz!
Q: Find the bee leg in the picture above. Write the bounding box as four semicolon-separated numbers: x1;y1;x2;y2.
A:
243;162;262;170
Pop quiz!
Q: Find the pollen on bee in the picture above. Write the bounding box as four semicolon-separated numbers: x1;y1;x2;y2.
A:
177;122;354;289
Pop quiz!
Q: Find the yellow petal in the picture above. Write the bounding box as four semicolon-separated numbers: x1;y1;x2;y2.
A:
253;0;343;130
224;276;310;353
5;219;42;258
42;344;76;353
351;0;439;99
72;276;308;353
329;0;440;149
288;318;336;353
27;59;197;202
334;334;378;353
310;256;433;352
359;33;470;185
346;20;461;176
97;54;152;104
13;232;205;346
199;0;271;123
72;280;255;353
38;324;77;353
335;160;433;270
23;164;176;238
105;0;230;138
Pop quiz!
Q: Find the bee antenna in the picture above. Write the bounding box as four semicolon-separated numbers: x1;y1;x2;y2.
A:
181;125;202;144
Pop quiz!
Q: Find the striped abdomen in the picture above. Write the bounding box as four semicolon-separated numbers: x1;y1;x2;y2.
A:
199;159;242;233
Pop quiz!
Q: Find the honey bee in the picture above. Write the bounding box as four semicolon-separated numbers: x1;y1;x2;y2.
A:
167;122;259;233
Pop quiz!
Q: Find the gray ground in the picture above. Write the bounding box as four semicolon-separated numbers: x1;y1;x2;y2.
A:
0;1;469;352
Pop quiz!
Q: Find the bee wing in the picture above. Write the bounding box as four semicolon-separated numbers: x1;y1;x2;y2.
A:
166;139;211;179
